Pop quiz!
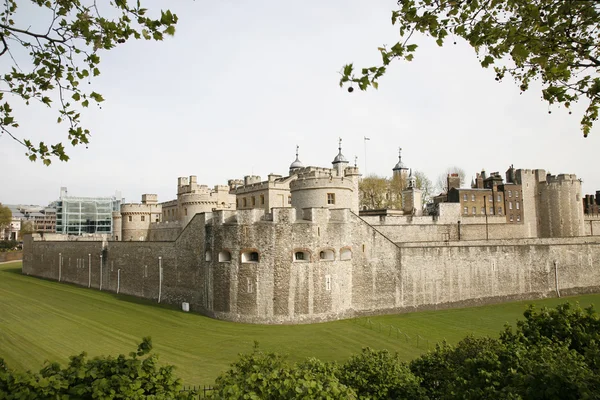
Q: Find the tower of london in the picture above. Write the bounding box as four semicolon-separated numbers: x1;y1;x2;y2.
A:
22;141;600;324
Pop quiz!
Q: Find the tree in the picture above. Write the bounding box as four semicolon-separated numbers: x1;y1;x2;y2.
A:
20;220;34;237
414;170;433;206
0;337;196;399
359;175;390;210
0;1;178;164
0;204;11;236
340;0;600;137
212;343;356;399
337;348;424;399
436;166;466;193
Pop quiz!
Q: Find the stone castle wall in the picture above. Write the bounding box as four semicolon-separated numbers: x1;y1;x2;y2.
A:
21;207;600;324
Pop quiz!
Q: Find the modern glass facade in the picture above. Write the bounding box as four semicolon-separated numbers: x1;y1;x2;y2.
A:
55;188;122;235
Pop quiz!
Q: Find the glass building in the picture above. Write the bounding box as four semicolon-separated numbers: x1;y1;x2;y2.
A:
55;187;122;235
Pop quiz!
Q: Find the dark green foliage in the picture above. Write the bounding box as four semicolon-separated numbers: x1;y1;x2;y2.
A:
212;343;356;399
0;337;196;399
0;240;18;251
341;0;600;137
410;303;600;399
338;348;425;399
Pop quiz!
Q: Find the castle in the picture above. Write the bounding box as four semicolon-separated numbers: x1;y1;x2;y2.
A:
22;141;600;324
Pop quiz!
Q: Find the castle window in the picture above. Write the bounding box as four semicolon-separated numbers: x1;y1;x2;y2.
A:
509;202;513;210
294;250;310;262
251;197;256;206
247;278;253;293
516;202;520;210
463;206;468;214
497;194;501;202
498;207;503;215
288;195;292;204
489;196;493;202
141;215;145;222
490;207;494;214
327;193;336;205
218;251;231;262
243;198;247;207
510;214;514;222
517;214;521;222
472;206;476;215
516;191;520;198
340;248;352;260
128;216;132;222
508;190;512;197
241;251;259;263
319;249;335;261
471;194;475;202
260;195;265;205
205;251;211;262
325;275;331;291
184;208;188;216
463;194;467;202
481;208;485;215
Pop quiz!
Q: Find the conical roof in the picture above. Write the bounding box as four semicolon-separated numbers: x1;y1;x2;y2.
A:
289;145;304;169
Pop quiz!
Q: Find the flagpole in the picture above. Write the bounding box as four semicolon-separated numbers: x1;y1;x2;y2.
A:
363;136;370;176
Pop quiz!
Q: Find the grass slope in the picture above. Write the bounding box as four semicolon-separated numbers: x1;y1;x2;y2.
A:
1;261;599;384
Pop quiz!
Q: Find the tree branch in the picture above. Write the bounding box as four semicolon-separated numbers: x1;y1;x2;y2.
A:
0;23;67;43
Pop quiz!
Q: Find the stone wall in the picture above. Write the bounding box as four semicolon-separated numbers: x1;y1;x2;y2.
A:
21;209;600;325
584;216;600;236
0;251;22;263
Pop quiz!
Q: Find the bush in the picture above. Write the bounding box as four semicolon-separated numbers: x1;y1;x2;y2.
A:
0;337;196;399
212;343;355;399
0;240;18;252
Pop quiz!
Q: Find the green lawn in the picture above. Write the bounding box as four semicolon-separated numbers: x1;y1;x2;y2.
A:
1;261;600;385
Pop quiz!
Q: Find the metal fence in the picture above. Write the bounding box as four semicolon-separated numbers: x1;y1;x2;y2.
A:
181;385;215;399
353;317;431;350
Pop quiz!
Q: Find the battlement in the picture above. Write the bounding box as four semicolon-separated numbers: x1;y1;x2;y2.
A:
290;175;355;190
121;203;161;213
141;194;158;205
203;207;351;227
546;173;579;184
244;175;262;185
233;175;294;194
293;166;335;177
514;168;546;184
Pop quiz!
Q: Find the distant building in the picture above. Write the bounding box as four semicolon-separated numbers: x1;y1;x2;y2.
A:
1;204;57;240
55;187;123;235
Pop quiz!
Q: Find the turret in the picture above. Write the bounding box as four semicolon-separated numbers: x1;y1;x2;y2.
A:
332;138;349;177
392;147;409;188
289;145;304;176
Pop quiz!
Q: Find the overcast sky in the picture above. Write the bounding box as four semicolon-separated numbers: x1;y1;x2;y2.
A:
1;0;598;206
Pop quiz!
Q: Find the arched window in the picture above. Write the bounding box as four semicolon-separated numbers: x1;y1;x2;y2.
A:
218;251;231;262
241;251;259;263
205;251;212;262
319;249;335;261
294;250;310;262
340;248;352;260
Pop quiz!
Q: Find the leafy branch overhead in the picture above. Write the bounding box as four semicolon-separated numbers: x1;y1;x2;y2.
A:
340;0;600;137
0;0;178;164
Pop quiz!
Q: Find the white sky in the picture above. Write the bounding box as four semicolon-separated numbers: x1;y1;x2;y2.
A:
1;0;598;206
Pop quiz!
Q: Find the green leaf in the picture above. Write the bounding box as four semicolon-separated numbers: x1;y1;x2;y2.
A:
89;92;104;103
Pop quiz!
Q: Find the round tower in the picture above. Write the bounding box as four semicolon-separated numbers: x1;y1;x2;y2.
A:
112;211;122;241
290;172;356;212
538;174;584;237
120;194;161;241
